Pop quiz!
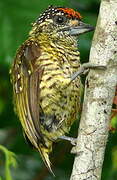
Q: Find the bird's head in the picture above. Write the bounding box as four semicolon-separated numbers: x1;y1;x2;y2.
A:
30;6;94;41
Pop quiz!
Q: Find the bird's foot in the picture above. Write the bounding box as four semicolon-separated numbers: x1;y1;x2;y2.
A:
59;136;83;155
59;135;77;145
71;62;106;81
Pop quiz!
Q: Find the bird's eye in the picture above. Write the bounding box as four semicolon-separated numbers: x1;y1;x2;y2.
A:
53;15;67;25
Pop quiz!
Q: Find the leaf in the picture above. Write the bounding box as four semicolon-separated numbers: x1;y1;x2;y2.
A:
0;145;17;180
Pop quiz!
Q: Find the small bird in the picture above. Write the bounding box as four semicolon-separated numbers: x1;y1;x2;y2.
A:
10;5;94;173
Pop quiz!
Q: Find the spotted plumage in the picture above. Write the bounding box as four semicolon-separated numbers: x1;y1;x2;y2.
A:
36;6;82;24
10;5;94;174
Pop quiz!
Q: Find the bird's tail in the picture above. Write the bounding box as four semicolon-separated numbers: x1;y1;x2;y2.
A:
38;143;55;176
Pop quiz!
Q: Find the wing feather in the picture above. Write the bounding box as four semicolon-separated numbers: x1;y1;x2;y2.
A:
11;40;44;147
11;39;53;173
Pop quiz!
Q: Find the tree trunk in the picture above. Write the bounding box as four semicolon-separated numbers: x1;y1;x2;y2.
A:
70;0;117;180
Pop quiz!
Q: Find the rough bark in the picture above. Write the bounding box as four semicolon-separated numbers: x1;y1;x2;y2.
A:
70;0;117;180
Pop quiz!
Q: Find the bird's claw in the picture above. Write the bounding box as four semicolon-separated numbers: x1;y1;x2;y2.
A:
71;62;107;81
59;135;77;145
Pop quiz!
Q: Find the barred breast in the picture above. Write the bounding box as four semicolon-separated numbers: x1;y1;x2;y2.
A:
38;45;83;140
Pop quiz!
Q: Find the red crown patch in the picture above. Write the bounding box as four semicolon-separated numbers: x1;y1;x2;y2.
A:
57;8;82;19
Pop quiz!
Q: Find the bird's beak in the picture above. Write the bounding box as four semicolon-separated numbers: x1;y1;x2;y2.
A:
69;21;94;36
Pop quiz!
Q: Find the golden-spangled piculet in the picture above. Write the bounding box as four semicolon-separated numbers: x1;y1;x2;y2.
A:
10;5;94;173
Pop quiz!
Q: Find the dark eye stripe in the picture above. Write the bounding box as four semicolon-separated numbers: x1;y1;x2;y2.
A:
53;15;67;25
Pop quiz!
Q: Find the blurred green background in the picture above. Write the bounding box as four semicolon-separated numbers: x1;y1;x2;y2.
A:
0;0;117;179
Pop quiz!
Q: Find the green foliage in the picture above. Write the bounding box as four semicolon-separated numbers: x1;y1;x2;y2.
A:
0;0;117;179
111;116;117;130
0;145;17;180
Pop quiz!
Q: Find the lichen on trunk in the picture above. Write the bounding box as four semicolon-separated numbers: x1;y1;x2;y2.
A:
70;0;117;179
